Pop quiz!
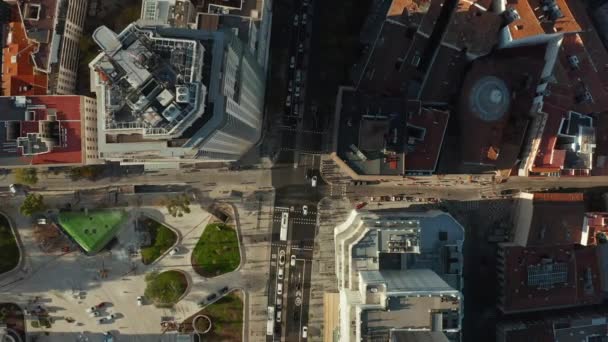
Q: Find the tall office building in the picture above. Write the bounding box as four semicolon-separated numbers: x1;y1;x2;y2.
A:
89;24;265;168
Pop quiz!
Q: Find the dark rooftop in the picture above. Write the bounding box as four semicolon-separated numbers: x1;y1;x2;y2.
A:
457;44;547;171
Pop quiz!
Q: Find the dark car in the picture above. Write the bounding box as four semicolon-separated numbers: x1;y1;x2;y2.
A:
219;286;229;294
206;293;217;301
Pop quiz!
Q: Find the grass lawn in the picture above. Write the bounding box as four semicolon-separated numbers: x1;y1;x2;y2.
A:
140;218;177;265
58;210;127;254
183;292;243;340
192;223;240;277
144;271;187;307
0;215;19;274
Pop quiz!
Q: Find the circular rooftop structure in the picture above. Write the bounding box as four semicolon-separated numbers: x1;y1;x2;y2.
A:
469;76;510;122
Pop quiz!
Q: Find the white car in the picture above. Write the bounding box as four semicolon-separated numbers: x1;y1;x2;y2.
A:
290;56;295;69
169;247;178;256
276;310;282;322
302;326;308;338
286;95;291;107
302;205;308;216
89;311;100;318
298;43;304;53
291;254;296;267
293;15;299;26
278;267;284;280
85;307;96;313
279;250;286;266
311;176;317;187
295;86;300;98
277;283;283;296
302;13;307;25
106;314;116;321
137;296;143;306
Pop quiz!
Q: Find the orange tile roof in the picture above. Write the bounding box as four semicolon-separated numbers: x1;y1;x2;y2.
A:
1;8;48;96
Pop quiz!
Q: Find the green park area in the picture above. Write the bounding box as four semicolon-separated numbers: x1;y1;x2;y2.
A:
58;210;127;253
0;214;19;274
144;270;188;307
183;292;243;339
192;223;240;277
139;217;177;265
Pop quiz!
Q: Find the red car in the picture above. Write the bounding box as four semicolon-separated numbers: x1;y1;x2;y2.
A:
95;302;106;309
355;202;368;209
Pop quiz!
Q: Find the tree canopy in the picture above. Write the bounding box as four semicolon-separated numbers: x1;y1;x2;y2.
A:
20;193;46;217
14;168;38;186
163;194;191;217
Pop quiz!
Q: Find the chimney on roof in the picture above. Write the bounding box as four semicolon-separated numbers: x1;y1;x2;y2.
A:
501;8;520;27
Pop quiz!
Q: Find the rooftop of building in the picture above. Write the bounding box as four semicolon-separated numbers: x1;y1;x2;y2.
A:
0;95;83;166
526;192;587;245
497;310;608;342
90;24;206;139
506;0;581;40
198;0;263;19
140;0;195;27
390;331;451;342
359;270;461;341
441;0;502;57
497;243;603;314
2;6;48;96
9;0;62;73
457;44;548;170
336;90;449;176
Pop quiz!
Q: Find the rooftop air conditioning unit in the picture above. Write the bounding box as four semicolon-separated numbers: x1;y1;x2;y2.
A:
567;55;580;69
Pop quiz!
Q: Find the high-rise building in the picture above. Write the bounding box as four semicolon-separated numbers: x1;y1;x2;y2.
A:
89;24;265;168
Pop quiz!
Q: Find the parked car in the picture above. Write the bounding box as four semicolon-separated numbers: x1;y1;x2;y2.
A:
276;297;282;309
278;267;284;280
97;318;104;325
298;43;304;53
220;286;229;294
89;311;100;318
293;15;299;26
276;310;282;322
311;176;317;187
86;307;96;313
137;296;143;306
95;302;106;309
290;56;295;69
355;202;367;210
277;283;283;296
279;250;286;266
302;13;307;25
169;247;179;256
197;299;206;307
302;205;308;216
103;331;114;342
206;293;217;302
106;314;116;321
291;254;296;267
286;95;291;107
302;326;308;338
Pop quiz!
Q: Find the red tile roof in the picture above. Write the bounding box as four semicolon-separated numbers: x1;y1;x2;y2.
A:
523;193;586;246
506;0;581;40
498;244;602;314
441;1;502;56
1;7;48;96
0;95;83;166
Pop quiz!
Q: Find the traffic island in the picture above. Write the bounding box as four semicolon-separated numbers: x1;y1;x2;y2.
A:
180;291;243;340
191;223;241;277
137;216;178;265
144;270;188;308
0;214;20;274
57;210;128;254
